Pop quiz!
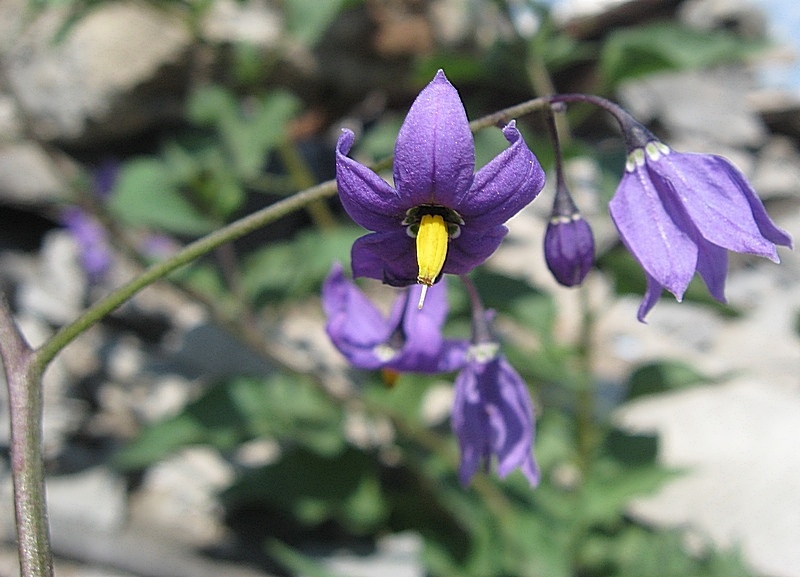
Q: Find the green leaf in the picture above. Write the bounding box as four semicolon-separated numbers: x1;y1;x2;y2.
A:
625;360;712;400
283;0;346;46
266;540;344;577
222;91;300;180
604;427;659;467
189;87;300;181
114;374;343;470
108;158;216;235
242;225;363;303
223;446;386;533
187;85;238;126
581;460;675;526
600;22;768;87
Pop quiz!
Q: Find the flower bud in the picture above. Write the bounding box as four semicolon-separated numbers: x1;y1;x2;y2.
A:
544;211;594;287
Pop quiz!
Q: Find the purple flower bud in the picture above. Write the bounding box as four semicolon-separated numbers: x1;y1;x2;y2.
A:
544;183;595;287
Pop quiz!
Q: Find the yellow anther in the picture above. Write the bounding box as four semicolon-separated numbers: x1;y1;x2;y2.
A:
415;214;449;309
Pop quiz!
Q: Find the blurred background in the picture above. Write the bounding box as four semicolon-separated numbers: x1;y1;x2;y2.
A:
0;0;798;576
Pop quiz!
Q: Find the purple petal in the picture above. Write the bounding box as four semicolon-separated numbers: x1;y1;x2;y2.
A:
351;231;418;286
719;157;793;251
457;122;546;228
322;263;393;369
609;167;697;300
336;129;403;232
637;273;664;322
393;70;475;207
93;158;120;198
544;215;595;287
453;361;489;484
695;238;728;303
443;225;508;276
650;153;786;260
388;281;469;373
61;207;112;280
452;354;539;486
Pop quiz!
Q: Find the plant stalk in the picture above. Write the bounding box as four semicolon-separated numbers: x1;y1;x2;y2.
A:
0;294;54;577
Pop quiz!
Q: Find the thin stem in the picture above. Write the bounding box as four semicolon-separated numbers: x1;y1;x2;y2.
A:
468;96;551;132
277;140;338;230
34;178;337;370
525;45;572;147
0;294;54;577
574;284;596;477
459;275;492;344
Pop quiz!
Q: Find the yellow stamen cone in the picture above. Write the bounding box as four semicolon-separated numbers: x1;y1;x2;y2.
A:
416;214;449;308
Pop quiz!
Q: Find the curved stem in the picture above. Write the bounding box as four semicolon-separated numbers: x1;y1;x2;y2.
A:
34;178;337;369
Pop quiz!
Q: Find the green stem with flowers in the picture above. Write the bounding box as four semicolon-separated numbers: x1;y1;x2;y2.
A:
0;93;569;577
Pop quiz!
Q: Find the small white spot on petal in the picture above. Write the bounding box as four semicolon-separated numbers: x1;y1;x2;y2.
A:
626;148;646;172
467;342;500;363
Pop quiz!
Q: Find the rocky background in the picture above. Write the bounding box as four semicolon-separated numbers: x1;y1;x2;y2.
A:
0;0;799;576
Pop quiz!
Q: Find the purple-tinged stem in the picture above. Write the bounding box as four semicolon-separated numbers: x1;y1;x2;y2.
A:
0;293;54;577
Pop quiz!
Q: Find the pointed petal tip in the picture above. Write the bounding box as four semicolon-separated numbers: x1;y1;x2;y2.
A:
501;120;520;142
336;128;355;156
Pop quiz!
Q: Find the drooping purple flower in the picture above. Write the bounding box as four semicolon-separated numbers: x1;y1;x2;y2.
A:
322;263;468;373
544;178;594;287
610;122;793;320
452;343;539;487
61;206;112;281
336;70;545;305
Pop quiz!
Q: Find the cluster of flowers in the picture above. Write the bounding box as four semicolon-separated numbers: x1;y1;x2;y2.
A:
323;70;791;486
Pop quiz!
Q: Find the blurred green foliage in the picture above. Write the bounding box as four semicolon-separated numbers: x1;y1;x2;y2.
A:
37;0;767;574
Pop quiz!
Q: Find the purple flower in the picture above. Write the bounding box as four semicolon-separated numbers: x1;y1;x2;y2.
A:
61;207;112;281
452;343;539;487
335;70;545;304
92;158;120;199
610;135;793;321
544;180;594;287
322;263;468;373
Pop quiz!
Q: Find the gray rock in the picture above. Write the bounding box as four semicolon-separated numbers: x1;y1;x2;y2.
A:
17;231;86;325
3;1;192;144
679;0;768;39
618;380;800;577
751;135;800;199
127;447;234;547
200;0;282;47
316;532;423;577
618;68;768;148
47;466;128;533
0;142;67;206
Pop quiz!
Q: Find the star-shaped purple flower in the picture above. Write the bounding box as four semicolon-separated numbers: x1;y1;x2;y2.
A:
322;263;468;373
452;343;539;487
336;70;545;304
610;132;793;320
